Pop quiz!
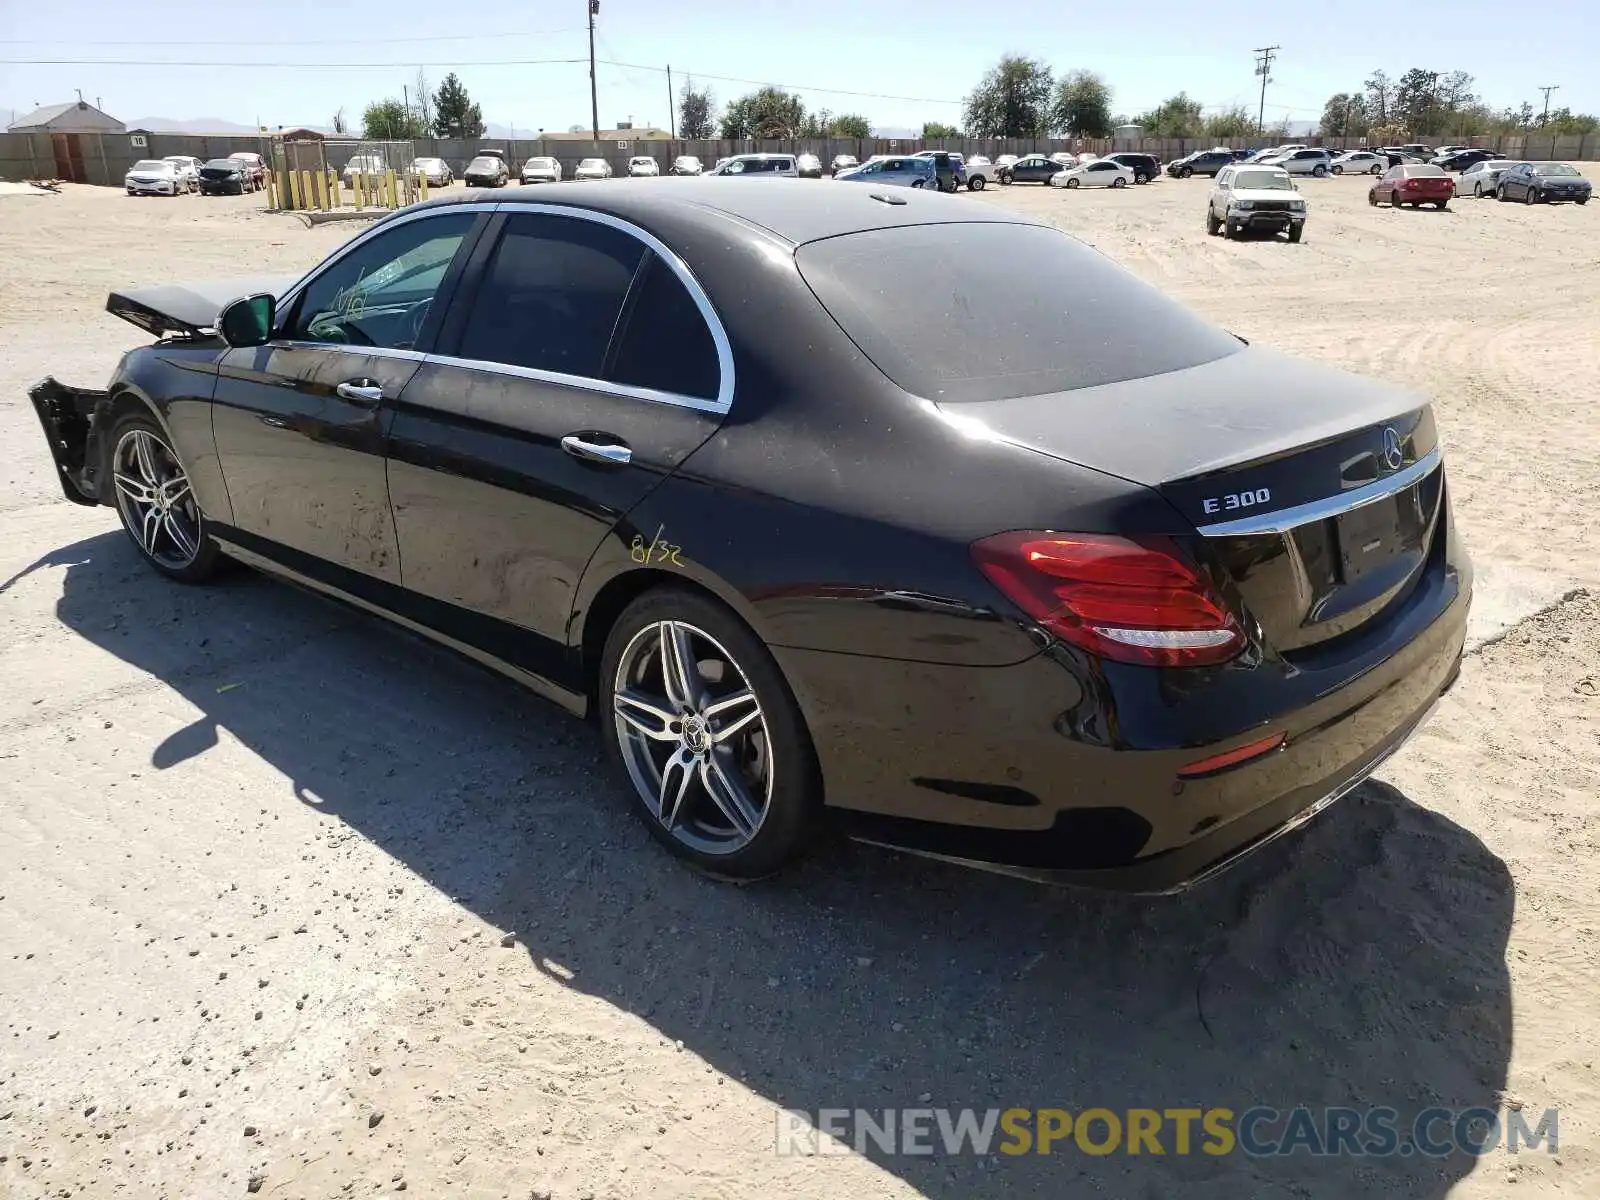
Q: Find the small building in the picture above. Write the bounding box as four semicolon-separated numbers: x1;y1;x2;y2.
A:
1112;123;1144;145
8;100;125;135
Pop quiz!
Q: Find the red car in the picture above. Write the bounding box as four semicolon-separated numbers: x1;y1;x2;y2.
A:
1369;163;1453;210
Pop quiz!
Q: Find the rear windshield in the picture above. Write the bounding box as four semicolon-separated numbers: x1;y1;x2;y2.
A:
467;157;499;171
131;160;170;172
1403;164;1447;176
797;222;1241;403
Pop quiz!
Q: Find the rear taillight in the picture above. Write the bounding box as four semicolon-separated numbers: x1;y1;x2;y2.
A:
970;532;1244;668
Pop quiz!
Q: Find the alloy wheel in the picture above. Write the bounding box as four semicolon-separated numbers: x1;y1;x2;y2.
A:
112;428;202;570
611;620;773;856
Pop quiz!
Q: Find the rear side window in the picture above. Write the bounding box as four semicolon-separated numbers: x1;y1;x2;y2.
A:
607;255;720;400
797;222;1241;403
456;213;644;377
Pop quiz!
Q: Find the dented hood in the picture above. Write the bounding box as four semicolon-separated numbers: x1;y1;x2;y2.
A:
105;276;296;338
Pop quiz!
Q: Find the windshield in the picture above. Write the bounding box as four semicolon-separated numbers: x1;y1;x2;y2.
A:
203;159;238;169
579;158;605;168
797;222;1241;404
1233;171;1293;190
131;160;171;173
630;158;653;166
467;157;497;171
525;157;555;168
675;156;699;166
1536;163;1580;176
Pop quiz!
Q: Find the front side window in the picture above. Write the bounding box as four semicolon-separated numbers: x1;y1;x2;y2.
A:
454;213;644;377
288;212;476;350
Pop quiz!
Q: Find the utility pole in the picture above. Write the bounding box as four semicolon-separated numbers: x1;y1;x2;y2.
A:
1538;84;1559;125
1253;46;1279;135
587;0;600;142
667;65;675;139
403;84;409;133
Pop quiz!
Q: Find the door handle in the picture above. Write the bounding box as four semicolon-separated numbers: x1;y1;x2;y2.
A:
561;435;632;466
336;381;385;405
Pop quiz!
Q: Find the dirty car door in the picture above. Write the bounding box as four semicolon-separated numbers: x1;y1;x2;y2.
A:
385;210;729;685
210;210;483;582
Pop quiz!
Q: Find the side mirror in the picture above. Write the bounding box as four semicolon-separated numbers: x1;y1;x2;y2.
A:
218;293;275;348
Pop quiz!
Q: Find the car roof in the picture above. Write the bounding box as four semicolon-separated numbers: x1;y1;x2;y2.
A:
397;177;1022;247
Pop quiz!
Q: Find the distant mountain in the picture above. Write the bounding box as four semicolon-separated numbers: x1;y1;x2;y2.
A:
127;116;264;134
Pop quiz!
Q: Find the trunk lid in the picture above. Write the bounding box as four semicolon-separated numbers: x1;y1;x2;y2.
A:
945;348;1445;654
105;276;295;339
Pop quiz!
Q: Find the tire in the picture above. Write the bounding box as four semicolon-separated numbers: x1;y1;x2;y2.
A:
1473;182;1484;197
599;588;821;880
1496;185;1507;201
1312;165;1328;178
968;175;985;191
103;411;223;584
1179;166;1193;178
910;179;924;189
1224;219;1238;239
1524;188;1537;205
1436;201;1449;211
1288;223;1303;243
1578;197;1589;205
1135;172;1150;184
1371;164;1383;175
998;173;1011;185
1065;177;1080;189
1368;190;1378;206
1206;209;1221;236
1110;176;1126;188
1331;165;1343;175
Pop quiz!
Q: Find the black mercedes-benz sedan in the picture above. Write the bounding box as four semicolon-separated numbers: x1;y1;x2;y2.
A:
29;180;1470;891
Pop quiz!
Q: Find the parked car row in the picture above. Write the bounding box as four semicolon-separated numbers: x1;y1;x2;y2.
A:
125;153;265;196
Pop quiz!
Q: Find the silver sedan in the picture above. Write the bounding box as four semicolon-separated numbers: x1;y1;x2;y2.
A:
1458;158;1526;198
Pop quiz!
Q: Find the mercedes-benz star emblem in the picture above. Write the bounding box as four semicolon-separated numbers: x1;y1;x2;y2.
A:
1381;427;1404;471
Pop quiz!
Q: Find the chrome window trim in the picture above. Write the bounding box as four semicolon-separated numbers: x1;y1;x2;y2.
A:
269;199;734;416
1196;447;1443;537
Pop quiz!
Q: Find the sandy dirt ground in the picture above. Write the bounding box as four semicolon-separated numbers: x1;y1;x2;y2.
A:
0;179;1596;1200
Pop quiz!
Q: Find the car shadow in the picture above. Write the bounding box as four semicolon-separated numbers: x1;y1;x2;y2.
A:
27;530;1515;1198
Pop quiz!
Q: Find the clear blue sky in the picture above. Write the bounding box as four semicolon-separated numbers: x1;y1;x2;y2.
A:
2;0;1594;134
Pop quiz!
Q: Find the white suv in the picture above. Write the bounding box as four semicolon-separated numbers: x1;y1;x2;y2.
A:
1271;148;1332;177
1206;164;1308;242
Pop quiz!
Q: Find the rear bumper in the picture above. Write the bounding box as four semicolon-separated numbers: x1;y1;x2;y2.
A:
777;548;1470;893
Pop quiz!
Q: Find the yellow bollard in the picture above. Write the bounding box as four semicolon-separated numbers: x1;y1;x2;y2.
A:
266;172;277;210
277;170;290;209
299;170;313;212
314;170;328;211
287;169;301;211
385;169;397;209
419;173;429;203
328;169;340;208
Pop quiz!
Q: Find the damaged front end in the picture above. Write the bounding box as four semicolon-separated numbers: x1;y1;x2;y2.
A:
29;377;111;507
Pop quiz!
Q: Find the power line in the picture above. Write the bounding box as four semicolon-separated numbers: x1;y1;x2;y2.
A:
0;52;966;106
0;27;584;47
1252;45;1279;134
1538;83;1559;123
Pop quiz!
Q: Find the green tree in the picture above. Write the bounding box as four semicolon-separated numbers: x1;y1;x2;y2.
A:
720;86;806;138
922;120;961;140
963;55;1053;138
1319;92;1371;138
1204;105;1257;140
1541;106;1600;134
1363;70;1394;126
801;108;835;137
1132;93;1204;137
678;78;715;139
432;72;484;139
1390;68;1476;137
833;113;872;138
361;98;427;140
1050;70;1113;137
